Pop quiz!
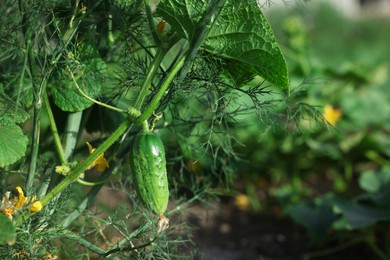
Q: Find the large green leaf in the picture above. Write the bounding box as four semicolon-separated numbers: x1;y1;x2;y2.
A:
285;194;339;237
204;0;288;88
51;45;107;112
0;124;28;167
0;214;16;245
157;0;289;89
332;197;390;230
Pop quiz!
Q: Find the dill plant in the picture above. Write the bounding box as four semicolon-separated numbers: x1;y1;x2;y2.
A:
0;0;299;258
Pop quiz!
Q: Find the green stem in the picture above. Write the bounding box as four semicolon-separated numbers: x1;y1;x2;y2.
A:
142;120;150;133
60;133;131;228
134;48;167;110
19;0;41;196
68;67;128;114
43;93;67;164
63;112;83;160
45;111;83;195
25;44;42;196
177;0;227;81
107;4;114;46
143;0;161;47
26;97;41;196
367;237;388;260
40;118;133;206
137;54;186;124
62;221;154;256
63;230;107;255
60;184;102;228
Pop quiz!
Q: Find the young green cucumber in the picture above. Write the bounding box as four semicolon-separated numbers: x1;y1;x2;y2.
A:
130;133;169;216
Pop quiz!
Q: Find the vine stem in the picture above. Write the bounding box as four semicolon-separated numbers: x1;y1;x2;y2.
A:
177;0;227;81
43;92;67;164
143;0;161;47
19;0;41;196
137;54;186;124
134;47;167;110
40;118;133;206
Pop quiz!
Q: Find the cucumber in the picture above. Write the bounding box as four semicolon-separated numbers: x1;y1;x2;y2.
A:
130;133;169;216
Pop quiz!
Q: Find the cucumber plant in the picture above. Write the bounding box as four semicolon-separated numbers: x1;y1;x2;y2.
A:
0;0;289;258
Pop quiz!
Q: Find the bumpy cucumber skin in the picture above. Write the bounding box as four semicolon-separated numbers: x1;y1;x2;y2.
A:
130;133;169;215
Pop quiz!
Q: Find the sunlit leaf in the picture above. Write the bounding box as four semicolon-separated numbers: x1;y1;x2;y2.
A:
157;0;289;89
0;124;28;167
204;0;289;88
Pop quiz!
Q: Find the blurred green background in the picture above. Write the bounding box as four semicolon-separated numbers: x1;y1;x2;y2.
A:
192;2;390;259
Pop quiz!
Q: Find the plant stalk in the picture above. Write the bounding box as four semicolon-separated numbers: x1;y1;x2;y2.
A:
63;112;83;160
40;118;133;206
134;47;167;110
143;0;161;47
177;0;227;81
137;54;186;124
43;93;67;164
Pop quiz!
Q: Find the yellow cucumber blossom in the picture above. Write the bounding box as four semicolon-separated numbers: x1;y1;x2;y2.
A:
86;142;109;172
0;186;42;220
323;104;342;126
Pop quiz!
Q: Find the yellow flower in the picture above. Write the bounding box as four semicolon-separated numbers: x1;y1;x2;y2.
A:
86;142;109;172
0;187;42;220
234;194;250;211
323;104;342;126
30;201;43;212
14;186;26;209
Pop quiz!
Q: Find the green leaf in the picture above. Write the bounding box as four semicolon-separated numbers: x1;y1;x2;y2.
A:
157;0;289;89
285;194;338;238
51;45;107;112
0;91;30;125
0;214;16;245
223;60;256;87
286;203;336;238
157;0;209;40
0;124;28;167
204;0;288;88
332;197;390;230
359;170;381;193
359;167;390;193
51;73;100;112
